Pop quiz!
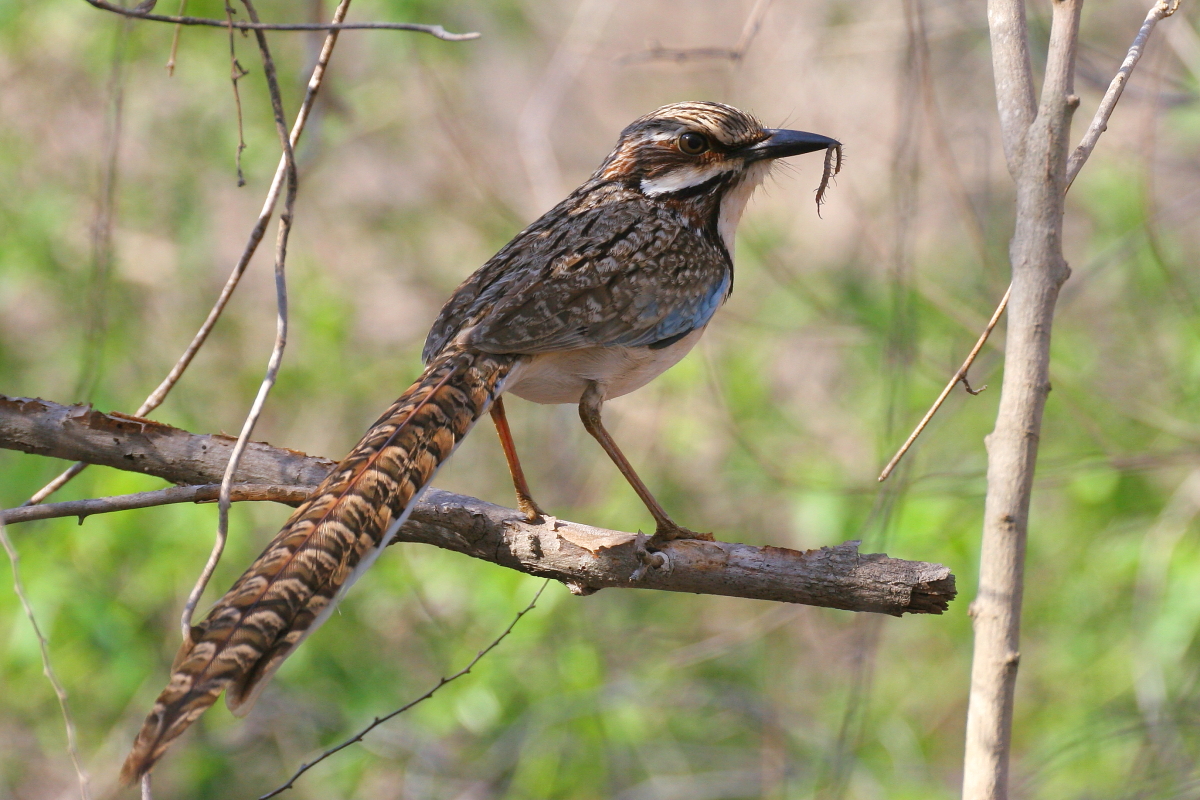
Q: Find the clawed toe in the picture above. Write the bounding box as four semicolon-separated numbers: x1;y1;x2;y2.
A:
652;522;714;544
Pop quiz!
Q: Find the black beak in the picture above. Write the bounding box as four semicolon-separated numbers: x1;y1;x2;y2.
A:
740;129;840;162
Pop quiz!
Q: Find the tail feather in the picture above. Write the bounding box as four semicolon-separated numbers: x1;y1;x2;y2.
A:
121;349;515;784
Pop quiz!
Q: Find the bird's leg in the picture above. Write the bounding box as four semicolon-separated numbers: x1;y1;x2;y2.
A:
578;381;712;543
489;396;545;523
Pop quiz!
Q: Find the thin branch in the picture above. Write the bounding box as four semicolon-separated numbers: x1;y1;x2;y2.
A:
878;285;1010;482
0;395;957;615
0;518;91;800
259;579;551;799
1;484;311;526
1065;0;1182;191
82;0;480;40
180;0;296;643
618;0;772;64
224;0;250;187
164;0;186;75
74;15;130;406
25;0;351;506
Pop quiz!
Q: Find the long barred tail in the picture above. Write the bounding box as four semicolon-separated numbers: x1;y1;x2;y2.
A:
121;348;516;784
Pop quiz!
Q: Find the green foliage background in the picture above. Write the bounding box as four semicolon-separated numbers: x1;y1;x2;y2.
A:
2;0;1200;797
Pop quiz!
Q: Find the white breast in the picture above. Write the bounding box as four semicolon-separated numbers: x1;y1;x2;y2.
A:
504;326;707;405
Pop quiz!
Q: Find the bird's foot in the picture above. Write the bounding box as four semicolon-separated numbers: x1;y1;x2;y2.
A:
651;521;714;545
517;495;548;525
630;532;671;581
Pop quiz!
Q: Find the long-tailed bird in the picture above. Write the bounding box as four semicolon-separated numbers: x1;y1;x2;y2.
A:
122;101;838;781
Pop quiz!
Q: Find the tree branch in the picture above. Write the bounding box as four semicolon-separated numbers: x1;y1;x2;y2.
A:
82;0;481;40
965;0;1082;797
1065;0;1182;190
0;395;956;616
986;0;1038;176
1;484;309;525
28;0;356;505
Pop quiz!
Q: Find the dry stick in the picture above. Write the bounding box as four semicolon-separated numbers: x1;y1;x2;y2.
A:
962;0;1082;797
180;0;298;643
873;0;1008;484
0;394;956;615
0;518;91;800
81;0;480;39
165;0;187;75
1;484;311;526
618;0;773;65
878;285;1011;482
224;0;250;187
25;0;354;507
1065;0;1182;191
259;580;551;800
887;30;1149;462
879;0;1164;488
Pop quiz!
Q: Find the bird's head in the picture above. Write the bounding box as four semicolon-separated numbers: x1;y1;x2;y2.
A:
593;101;839;252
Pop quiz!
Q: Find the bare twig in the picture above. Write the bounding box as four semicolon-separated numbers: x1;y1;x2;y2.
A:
180;0;297;643
1065;0;1182;191
1;483;311;526
82;0;480;39
517;0;615;212
25;0;352;506
74;15;130;406
224;0;250;186
618;0;772;64
0;394;958;615
259;579;551;799
140;773;152;800
165;0;186;75
0;518;91;800
878;285;1010;482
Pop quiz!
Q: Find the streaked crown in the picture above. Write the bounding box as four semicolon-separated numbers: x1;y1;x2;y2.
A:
598;102;766;194
594;101;837;206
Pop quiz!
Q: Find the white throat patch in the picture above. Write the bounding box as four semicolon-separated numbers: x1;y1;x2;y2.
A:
717;160;772;256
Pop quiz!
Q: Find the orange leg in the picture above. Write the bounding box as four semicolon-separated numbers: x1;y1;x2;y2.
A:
577;381;712;542
490;396;545;522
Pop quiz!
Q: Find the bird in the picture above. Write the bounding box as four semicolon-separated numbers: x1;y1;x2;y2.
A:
121;101;838;782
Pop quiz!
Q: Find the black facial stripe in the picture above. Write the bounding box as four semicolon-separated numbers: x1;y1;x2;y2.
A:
643;171;734;200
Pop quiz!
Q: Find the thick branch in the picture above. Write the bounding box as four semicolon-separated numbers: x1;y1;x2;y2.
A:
0;395;955;616
965;1;1082;798
987;0;1037;175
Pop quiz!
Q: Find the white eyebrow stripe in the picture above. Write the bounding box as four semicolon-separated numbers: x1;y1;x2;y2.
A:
639;162;739;196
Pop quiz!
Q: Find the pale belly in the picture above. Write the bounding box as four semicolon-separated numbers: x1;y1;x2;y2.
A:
503;326;707;405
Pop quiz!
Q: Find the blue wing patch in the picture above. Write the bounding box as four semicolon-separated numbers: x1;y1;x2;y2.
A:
614;270;731;349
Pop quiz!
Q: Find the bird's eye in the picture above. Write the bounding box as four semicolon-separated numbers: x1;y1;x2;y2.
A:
678;132;709;155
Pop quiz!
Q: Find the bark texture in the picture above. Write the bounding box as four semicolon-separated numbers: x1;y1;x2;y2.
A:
0;394;956;615
964;1;1081;797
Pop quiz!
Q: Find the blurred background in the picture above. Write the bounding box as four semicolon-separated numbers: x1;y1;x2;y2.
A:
2;0;1200;797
